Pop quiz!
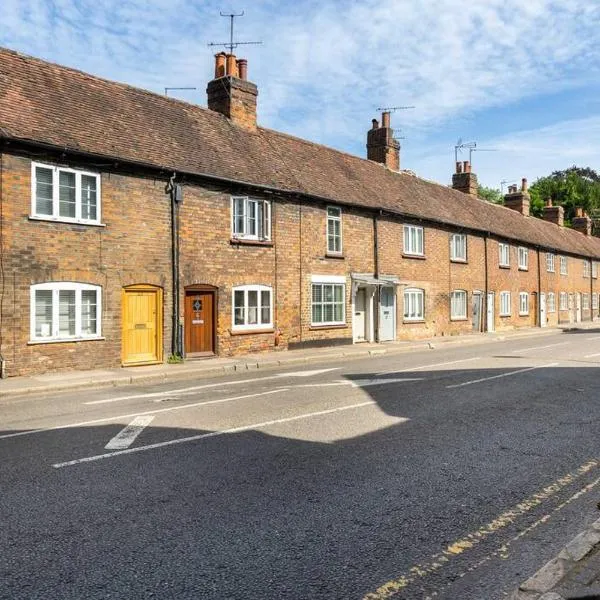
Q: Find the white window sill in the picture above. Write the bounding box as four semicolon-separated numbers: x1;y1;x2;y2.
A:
403;318;425;323
310;322;346;328
28;336;105;345
29;215;106;227
450;316;468;321
518;267;528;271
519;313;529;317
499;314;511;317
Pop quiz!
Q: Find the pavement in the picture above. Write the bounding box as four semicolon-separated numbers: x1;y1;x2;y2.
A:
0;322;592;400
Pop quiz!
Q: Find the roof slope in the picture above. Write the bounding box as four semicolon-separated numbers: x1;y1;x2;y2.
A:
1;46;599;258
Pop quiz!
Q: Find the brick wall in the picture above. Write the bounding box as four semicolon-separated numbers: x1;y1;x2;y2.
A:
2;149;599;377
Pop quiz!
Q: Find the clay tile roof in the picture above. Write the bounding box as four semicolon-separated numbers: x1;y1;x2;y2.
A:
1;46;599;258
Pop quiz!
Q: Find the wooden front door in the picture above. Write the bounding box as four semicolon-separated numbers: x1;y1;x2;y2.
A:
122;286;162;365
185;291;215;355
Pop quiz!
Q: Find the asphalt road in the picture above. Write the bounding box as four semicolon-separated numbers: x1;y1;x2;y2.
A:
2;329;600;599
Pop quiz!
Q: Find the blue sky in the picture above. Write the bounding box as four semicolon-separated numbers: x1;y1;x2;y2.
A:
2;0;600;189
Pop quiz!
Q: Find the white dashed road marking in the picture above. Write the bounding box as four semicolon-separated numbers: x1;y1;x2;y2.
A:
105;415;155;450
446;363;559;389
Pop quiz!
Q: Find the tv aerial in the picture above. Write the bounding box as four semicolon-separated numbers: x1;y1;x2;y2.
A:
208;11;262;54
454;139;498;165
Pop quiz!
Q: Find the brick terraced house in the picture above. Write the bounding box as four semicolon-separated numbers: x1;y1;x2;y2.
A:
0;47;599;377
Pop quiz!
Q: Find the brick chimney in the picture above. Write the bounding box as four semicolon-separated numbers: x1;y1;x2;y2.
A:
572;207;592;236
367;111;400;171
207;52;258;130
452;160;478;197
503;177;530;216
542;198;564;227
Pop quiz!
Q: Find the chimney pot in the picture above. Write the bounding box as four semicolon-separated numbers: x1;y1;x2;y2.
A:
521;177;528;192
545;197;553;207
463;160;470;173
372;118;379;130
214;52;226;78
381;111;390;128
237;58;248;80
456;161;463;174
226;53;238;77
575;207;583;217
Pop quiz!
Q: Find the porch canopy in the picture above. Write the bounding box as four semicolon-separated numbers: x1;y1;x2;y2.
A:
351;273;403;287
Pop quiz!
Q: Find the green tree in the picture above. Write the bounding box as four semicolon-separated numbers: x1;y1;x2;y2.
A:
477;184;503;204
529;166;600;221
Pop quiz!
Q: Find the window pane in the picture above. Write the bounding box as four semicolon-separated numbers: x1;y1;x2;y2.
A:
334;285;343;302
234;290;245;324
247;290;258;324
58;290;76;336
260;290;271;324
312;284;322;304
334;303;343;322
58;171;76;218
35;290;53;337
81;290;97;335
257;201;264;239
324;303;334;322
324;285;333;302
81;175;97;221
35;167;54;216
233;199;245;235
312;304;322;323
247;201;257;236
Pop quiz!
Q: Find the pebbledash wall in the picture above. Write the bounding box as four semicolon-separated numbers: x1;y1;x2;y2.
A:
2;146;599;378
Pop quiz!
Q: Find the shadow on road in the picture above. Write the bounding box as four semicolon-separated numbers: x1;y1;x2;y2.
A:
2;365;600;600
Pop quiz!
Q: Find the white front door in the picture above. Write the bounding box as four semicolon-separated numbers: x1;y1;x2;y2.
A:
486;292;495;332
539;293;547;328
379;286;396;341
576;293;582;323
354;288;367;342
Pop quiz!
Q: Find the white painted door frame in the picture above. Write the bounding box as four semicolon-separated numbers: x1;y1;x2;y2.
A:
352;284;375;343
486;291;495;332
539;292;547;328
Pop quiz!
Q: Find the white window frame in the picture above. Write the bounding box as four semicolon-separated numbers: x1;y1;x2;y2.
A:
326;206;342;255
450;234;467;262
560;256;568;275
593;262;598;279
311;277;346;326
231;196;272;241
31;162;102;225
499;243;510;267
403;225;424;256
519;292;529;316
518;247;529;270
559;292;568;311
403;288;425;322
499;291;511;316
546;253;555;273
231;285;273;331
30;282;102;342
547;292;556;313
593;294;598;310
450;290;467;320
583;293;590;310
583;260;590;278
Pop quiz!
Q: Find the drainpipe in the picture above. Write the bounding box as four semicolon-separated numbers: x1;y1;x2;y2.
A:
590;259;594;322
373;213;379;343
166;173;182;357
484;234;489;331
0;152;5;377
537;247;542;327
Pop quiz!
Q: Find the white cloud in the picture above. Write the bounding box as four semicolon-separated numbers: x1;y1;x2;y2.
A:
414;116;600;189
1;0;599;182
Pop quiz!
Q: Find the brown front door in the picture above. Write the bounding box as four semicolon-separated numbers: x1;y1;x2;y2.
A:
185;291;214;354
